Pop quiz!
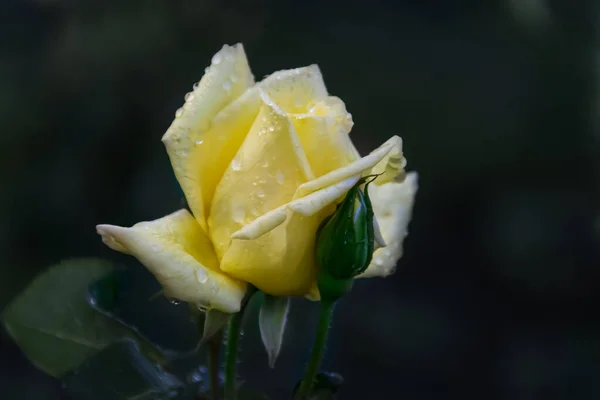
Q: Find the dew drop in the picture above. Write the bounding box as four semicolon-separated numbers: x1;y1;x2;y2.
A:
276;170;285;185
256;188;265;198
195;140;204;145
250;207;259;216
232;206;245;223
197;304;209;312
262;160;269;168
184;92;194;102
166;297;182;305
204;67;210;74
231;158;241;171
268;126;275;132
212;52;222;65
222;80;232;92
230;74;238;83
151;244;160;252
196;269;208;284
175;108;183;118
375;257;383;266
193;82;199;90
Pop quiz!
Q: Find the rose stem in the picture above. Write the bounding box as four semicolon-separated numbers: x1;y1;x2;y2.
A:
224;287;257;400
294;299;336;400
207;330;223;400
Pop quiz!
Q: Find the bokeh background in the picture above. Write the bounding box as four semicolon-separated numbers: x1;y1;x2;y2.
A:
1;0;599;399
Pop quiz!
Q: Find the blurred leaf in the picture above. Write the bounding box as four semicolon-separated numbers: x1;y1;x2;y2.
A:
2;258;164;377
258;295;289;368
202;308;230;343
63;339;183;400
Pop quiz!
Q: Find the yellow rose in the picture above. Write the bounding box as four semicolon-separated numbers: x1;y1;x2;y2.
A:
96;44;417;313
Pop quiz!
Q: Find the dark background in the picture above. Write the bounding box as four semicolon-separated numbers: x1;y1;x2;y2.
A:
1;0;599;399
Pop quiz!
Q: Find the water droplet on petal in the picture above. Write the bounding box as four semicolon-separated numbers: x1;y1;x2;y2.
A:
195;140;204;145
212;53;222;65
262;160;269;168
232;206;245;223
223;81;232;92
196;269;208;284
231;158;241;171
193;82;199;90
268;126;275;132
175;108;183;118
184;92;194;101
256;188;265;198
250;207;259;216
230;74;238;83
276;170;285;185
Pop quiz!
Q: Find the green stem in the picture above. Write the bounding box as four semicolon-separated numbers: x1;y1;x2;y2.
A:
224;287;257;400
294;299;336;400
207;330;223;400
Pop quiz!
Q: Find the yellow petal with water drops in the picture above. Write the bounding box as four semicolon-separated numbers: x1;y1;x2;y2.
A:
358;172;418;278
162;44;255;231
293;135;403;199
290;96;358;177
224;176;360;296
96;210;247;313
223;209;325;296
208;91;314;261
231;175;360;240
259;65;328;114
230;136;406;242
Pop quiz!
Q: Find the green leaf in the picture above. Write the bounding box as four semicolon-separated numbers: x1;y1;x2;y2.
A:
63;339;183;400
202;308;231;343
2;258;164;377
258;295;289;368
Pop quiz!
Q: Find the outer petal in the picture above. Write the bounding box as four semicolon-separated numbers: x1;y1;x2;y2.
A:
226;136;405;296
96;210;246;313
293;135;403;199
358;172;418;278
162;44;255;231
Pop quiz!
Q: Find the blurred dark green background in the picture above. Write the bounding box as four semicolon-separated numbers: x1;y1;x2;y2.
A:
1;0;599;399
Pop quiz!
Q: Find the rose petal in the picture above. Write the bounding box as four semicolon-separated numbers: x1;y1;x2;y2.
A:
293;135;403;199
358;172;418;278
208;92;314;262
96;210;246;313
260;65;328;114
162;44;255;231
225;136;406;296
370;136;407;184
290;96;359;177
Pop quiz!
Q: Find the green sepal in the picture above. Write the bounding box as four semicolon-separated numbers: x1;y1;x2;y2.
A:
315;176;377;287
317;269;353;303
